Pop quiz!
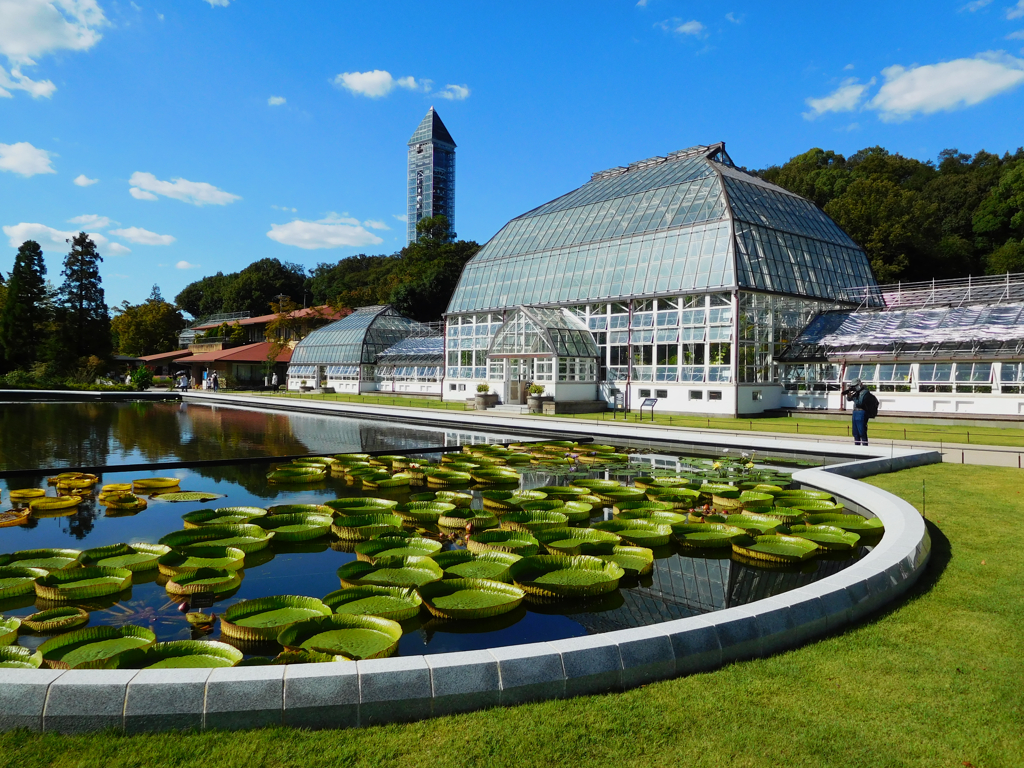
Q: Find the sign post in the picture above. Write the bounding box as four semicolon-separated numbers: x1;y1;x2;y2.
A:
640;397;658;422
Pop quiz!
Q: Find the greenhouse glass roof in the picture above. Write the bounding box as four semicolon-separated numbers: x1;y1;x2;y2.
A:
290;306;427;366
781;302;1024;362
447;143;875;314
488;306;601;358
375;335;444;365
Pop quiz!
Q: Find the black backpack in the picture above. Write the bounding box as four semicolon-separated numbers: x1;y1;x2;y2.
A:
862;390;879;419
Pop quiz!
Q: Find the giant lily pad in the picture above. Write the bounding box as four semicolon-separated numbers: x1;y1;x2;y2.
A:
429;550;521;582
337;556;443;589
596;488;647;503
596;546;655;577
8;488;46;503
267;504;334;517
79;543;170;572
151;491;225;503
20;606;89;633
157;546;246;576
558;501;594;523
700;483;740;499
325;497;399;515
182;507;268;527
322;585;423;621
672;523;751;548
804;512;884;533
0;616;19;645
612;500;677;516
438;508;499;531
593;519;672;547
773;489;833;502
331;513;404;541
571;479;622;492
159;524;274;553
354;536;442;563
39;625;156;669
393;501;455;524
776;498;845;512
645;488;701;508
433;490;473;508
532;486;589;500
109;640;242;669
0;645;43;668
165;567;242;596
427;470;472;487
470;469;520;485
732;534;820;563
419;578;525;621
28;495;82;513
34;566;132;602
132;477;182;491
481;490;547;512
534;527;621;556
220;595;333;642
713;514;786;535
466;530;539;557
614;507;688;525
0;566;48;599
0;508;31;528
788;524;861;550
256;513;333;542
267;466;326;484
499;509;569;533
509;555;625;600
277;614;402;659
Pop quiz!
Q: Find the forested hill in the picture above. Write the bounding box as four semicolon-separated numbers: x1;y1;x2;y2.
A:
174;216;478;322
757;146;1024;283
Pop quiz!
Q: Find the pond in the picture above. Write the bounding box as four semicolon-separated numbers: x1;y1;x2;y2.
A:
0;400;869;662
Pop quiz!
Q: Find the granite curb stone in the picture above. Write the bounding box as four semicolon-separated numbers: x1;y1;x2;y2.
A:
43;669;137;734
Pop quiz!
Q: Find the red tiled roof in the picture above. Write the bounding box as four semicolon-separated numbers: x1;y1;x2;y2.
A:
191;305;344;330
175;342;293;365
138;349;193;363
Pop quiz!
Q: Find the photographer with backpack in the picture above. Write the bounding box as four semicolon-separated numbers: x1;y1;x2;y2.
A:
844;378;878;446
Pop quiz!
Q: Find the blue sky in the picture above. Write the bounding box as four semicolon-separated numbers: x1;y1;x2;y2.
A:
2;0;1024;310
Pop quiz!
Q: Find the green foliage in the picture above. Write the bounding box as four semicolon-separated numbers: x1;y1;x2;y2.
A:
760;144;1024;281
175;258;306;318
111;285;186;356
50;233;112;370
130;366;154;390
0;239;49;370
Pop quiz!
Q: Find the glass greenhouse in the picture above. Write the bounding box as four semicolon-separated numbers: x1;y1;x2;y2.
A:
375;335;445;396
443;143;877;413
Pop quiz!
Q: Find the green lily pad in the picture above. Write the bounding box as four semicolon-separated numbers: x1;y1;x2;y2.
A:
152;491;226;502
0;645;43;668
338;555;444;589
0;548;81;571
596;545;655;577
159;524;274;553
789;524;862;550
157;546;246;576
429;550;521;582
671;523;751;548
277;614;403;659
331;513;404;541
732;534;820;563
20;606;89;633
419;578;525;620
322;585;423;621
164;567;242;596
220;595;333;642
466;530;539;557
0;616;19;645
593;519;673;547
256;513;333;542
534;527;621;556
0;566;49;599
438;508;500;530
499;509;569;533
79;543;171;571
109;640;243;669
509;555;625;600
354;536;442;563
34;566;132;602
39;625;156;669
393;501;456;523
805;513;884;533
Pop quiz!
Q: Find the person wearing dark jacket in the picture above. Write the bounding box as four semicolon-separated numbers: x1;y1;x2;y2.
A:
845;378;869;446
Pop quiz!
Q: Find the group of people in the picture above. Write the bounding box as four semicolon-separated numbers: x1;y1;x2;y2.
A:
173;371;217;392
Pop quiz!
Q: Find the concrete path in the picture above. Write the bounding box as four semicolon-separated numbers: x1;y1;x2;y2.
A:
182;391;1023;469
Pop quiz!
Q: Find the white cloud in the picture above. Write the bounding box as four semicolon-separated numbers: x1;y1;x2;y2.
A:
636;0;648;6
392;213;407;223
68;214;112;228
867;52;1024;121
267;213;385;250
725;11;744;23
176;260;200;269
272;204;297;212
128;171;241;205
1009;1;1024;19
268;95;286;106
2;221;124;255
332;70;430;98
843;63;856;71
363;219;390;231
803;77;875;119
657;18;707;36
961;0;993;10
0;141;56;176
73;173;97;186
0;66;55;98
435;84;470;100
109;226;175;245
204;0;230;6
1009;29;1024;38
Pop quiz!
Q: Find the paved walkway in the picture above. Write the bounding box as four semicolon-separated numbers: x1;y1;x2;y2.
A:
181;391;1021;469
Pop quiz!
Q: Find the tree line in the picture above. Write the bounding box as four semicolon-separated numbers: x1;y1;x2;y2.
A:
757;145;1024;283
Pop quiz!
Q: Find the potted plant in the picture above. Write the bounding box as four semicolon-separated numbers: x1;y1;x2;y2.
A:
475;383;498;410
299;379;312;393
527;383;548;414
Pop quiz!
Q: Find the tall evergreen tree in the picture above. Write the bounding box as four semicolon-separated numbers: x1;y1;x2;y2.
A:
51;233;111;368
0;240;48;370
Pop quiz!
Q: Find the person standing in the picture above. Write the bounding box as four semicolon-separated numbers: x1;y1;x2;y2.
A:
845;378;870;446
212;371;219;392
271;371;278;390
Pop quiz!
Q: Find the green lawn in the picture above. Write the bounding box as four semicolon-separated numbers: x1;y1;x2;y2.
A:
2;464;1021;767
226;389;1024;449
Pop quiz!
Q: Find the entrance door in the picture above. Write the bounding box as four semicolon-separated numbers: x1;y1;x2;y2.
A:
507;358;532;404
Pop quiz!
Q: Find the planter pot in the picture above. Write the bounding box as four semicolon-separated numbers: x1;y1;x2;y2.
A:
299;386;313;393
527;396;552;414
474;394;499;410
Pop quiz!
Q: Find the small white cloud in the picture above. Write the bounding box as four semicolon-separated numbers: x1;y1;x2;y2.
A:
3;221;112;251
268;95;286;106
267;214;385;250
0;66;56;98
68;214;112;228
271;204;297;212
1009;0;1024;19
73;173;97;186
332;70;429;98
435;84;470;100
1008;29;1024;38
0;141;56;176
128;171;241;205
176;260;200;269
961;0;993;10
106;242;131;255
843;63;856;71
676;20;705;35
157;12;164;21
131;2;141;11
363;219;390;231
392;213;407;223
109;226;175;245
868;52;1024;121
725;11;744;23
803;78;875;119
636;0;648;7
204;0;230;6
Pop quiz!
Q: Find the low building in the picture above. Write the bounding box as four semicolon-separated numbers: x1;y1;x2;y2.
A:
173;341;292;388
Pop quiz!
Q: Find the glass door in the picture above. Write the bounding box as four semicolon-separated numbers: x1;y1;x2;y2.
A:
507;358;534;404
